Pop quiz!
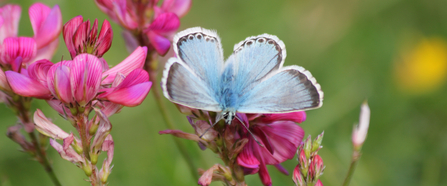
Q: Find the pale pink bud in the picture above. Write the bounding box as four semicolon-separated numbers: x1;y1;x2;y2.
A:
99;134;114;183
309;155;324;181
352;101;370;149
50;138;84;165
33;109;70;139
91;108;112;153
198;164;219;186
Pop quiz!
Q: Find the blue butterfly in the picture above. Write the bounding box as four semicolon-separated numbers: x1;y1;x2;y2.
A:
162;27;323;125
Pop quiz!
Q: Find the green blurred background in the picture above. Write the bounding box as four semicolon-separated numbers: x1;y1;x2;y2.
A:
1;0;447;185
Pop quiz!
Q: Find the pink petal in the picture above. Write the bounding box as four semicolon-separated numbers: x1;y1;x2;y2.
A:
46;99;72;118
33;109;69;139
63;16;83;58
94;0;120;25
91;107;112;152
31;4;62;49
115;69;149;89
0;37;37;64
106;81;152;106
257;121;304;164
5;70;51;98
161;0;192;17
147;31;171;55
259;111;307;124
54;65;72;103
28;3;51;35
273;164;289;175
95;19;113;57
70;54;103;106
28;59;53;85
46;60;71;98
315;180;323;186
148;13;180;33
102;46;147;84
237;144;260;170
0;5;21;42
101;102;123;117
111;0;138;29
72;21;90;55
258;164;272;186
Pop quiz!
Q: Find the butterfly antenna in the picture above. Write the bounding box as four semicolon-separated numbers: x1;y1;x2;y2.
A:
199;119;220;139
234;115;264;147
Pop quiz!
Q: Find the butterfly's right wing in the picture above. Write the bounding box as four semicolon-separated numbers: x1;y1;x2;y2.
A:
161;27;223;111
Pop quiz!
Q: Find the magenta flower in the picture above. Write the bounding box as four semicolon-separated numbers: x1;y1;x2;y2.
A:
0;3;62;66
63;16;113;58
236;112;305;186
95;0;191;55
5;47;151;109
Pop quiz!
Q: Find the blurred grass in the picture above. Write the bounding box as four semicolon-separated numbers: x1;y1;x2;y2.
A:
1;0;447;185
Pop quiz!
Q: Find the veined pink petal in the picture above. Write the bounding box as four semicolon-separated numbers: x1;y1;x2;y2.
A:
28;59;53;85
106;81;152;106
257;121;304;164
33;109;69;139
63;16;83;58
95;19;113;57
0;5;21;42
5;71;50;98
46;60;71;98
237;144;260;170
101;102;123;117
161;0;192;18
111;0;138;29
72;21;90;56
91;107;112;152
0;37;37;64
90;19;99;45
147;31;171;55
115;69;149;89
148;12;180;33
54;65;72;103
31;4;62;49
102;46;147;84
70;54;103;106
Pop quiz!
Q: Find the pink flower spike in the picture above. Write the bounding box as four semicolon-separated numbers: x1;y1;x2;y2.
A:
106;81;152;106
161;0;192;18
5;70;51;98
33;109;69;139
102;46;147;84
352;101;370;149
1;37;37;64
0;5;21;42
30;4;62;49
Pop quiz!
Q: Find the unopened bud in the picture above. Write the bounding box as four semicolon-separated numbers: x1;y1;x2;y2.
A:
304;135;312;159
312;131;324;153
91;152;98;165
83;162;92;176
293;165;304;186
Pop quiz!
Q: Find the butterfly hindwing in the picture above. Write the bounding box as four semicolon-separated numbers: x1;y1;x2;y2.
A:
161;58;221;112
237;66;323;113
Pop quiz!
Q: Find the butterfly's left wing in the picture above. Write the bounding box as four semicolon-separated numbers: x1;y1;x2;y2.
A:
236;66;323;113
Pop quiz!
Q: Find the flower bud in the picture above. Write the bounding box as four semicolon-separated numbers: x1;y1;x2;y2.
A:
293;165;304;186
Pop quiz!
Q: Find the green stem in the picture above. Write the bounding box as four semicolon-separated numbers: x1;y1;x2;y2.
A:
15;97;61;186
341;150;361;186
149;69;199;181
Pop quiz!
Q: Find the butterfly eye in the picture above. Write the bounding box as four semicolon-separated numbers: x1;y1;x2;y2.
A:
268;40;274;45
196;34;203;39
257;38;265;43
246;41;253;46
188;35;194;40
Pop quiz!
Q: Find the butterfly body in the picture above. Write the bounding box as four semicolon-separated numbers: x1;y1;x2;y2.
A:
162;27;323;124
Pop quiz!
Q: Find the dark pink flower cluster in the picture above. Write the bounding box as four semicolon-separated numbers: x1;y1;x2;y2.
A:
160;106;307;186
95;0;191;55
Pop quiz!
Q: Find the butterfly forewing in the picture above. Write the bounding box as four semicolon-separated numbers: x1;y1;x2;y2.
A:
173;27;224;87
161;59;221;112
236;66;323;113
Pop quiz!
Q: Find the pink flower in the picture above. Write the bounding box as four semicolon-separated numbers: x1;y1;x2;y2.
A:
0;3;62;66
63;16;113;58
236;113;305;186
95;0;190;55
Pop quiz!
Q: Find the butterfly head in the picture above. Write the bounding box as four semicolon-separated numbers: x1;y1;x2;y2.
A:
220;109;236;125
